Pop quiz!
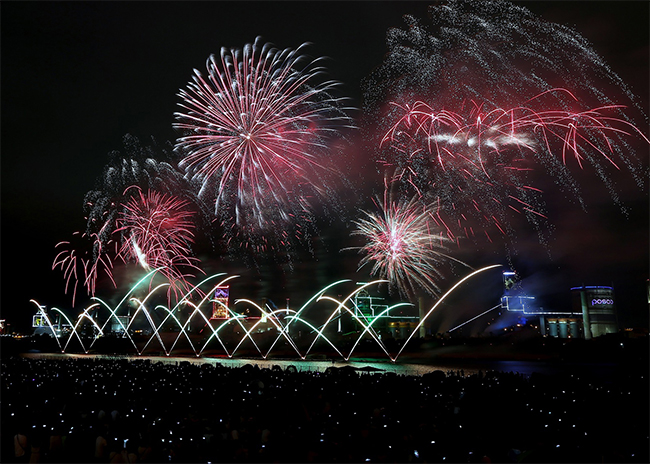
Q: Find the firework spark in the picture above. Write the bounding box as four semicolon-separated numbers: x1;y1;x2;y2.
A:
364;0;649;246
174;37;353;250
351;185;467;299
115;187;203;301
52;232;117;307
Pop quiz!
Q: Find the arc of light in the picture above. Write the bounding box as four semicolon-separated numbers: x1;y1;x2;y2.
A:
150;274;237;353
167;294;240;356
168;275;239;355
89;297;140;352
200;306;259;357
345;302;412;361
264;279;350;355
239;304;305;358
107;267;166;314
154;274;236;330
62;310;97;353
307;280;388;356
322;297;387;358
50;308;82;352
348;297;374;327
68;310;99;352
315;296;405;360
29;300;63;352
197;301;235;356
156;304;198;356
172;273;235;310
229;299;274;357
448;303;502;333
129;283;171;354
284;315;344;359
221;310;257;357
261;309;306;359
88;267;166;348
79;303;104;335
395;264;502;360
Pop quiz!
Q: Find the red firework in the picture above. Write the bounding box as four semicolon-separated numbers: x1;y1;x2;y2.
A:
380;89;649;244
173;37;351;245
52;231;117;307
115;187;203;301
351;183;466;299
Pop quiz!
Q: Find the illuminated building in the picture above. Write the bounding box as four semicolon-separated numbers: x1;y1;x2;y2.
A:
352;287;419;339
570;286;618;338
211;286;230;319
500;271;619;339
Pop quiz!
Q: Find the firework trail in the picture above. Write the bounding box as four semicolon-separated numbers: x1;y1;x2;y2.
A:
115;186;203;302
364;0;649;246
174;37;354;253
350;183;468;299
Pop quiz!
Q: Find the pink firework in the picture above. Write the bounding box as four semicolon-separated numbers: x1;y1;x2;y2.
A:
115;187;203;301
380;89;649;244
366;1;649;248
174;37;352;244
351;185;466;299
384;89;648;171
53;232;117;307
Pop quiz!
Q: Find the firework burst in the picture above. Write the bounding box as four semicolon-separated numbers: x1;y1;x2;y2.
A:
351;184;467;299
52;232;118;307
55;133;208;307
364;0;649;246
84;134;206;247
115;186;203;301
174;37;353;251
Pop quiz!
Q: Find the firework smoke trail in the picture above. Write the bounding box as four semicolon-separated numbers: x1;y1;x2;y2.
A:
364;0;649;246
115;186;203;303
350;184;468;299
174;37;354;253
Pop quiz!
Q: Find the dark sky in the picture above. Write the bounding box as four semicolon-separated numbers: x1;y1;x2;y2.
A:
2;1;648;331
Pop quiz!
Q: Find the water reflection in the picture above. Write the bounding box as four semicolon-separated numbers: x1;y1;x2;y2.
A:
21;352;621;379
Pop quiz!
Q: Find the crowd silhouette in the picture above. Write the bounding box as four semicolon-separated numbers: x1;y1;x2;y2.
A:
2;356;647;463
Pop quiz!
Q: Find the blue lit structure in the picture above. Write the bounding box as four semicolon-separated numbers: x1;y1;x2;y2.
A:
500;271;536;316
499;270;619;339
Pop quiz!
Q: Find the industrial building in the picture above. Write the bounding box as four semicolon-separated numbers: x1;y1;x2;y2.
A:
501;270;619;339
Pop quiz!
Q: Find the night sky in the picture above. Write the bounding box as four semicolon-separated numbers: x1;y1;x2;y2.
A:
2;1;648;332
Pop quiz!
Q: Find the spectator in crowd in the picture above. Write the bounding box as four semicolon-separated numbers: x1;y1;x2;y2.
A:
1;356;647;463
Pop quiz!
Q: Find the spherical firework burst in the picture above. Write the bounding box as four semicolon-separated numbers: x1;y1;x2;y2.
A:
364;0;649;246
174;37;353;252
115;186;203;301
350;184;467;299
